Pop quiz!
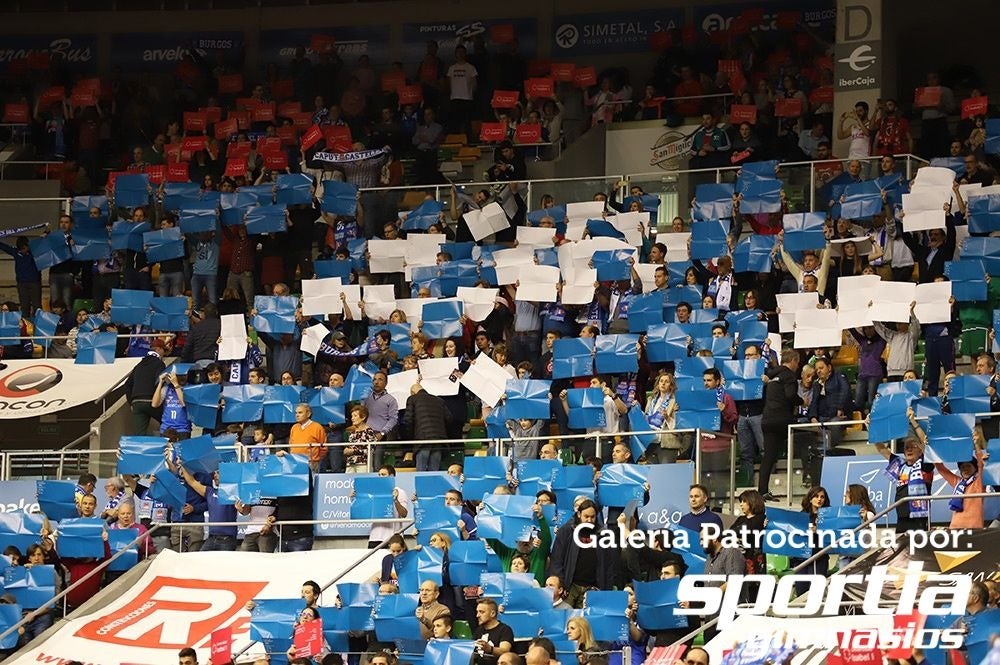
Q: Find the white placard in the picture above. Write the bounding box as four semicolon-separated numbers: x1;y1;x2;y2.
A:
566;200;605;222
634;263;660;293
837;274;881;300
875;280;917;304
394;298;426;329
418;357;460;396
464;202;509;241
301;277;344;316
362;285;397;322
300;323;330;357
902;209;946;233
219;314;248;361
563;220;587;242
460;354;509;408
612;211;649;246
902;188;951;213
520;264;561;285
913;281;952;324
387;368;420;407
913;165;957;188
515;283;557;303
869;302;912;323
561;284;596;305
368;238;407;273
793;309;842;348
517;226;556;248
837;307;873;330
456;286;499;322
776;292;819;333
661;232;692;261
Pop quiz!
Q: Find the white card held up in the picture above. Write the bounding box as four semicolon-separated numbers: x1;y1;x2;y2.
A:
367;239;407;273
792;309;842;349
837;306;873;330
515;283;557;303
418;357;460;396
661;232;692;261
903;189;951;213
561;283;596;305
612;211;649;246
520;264;561;284
517;226;556;248
387;369;420;407
913;281;952;324
837;274;881;300
362;285;397;322
634;263;660;293
464;202;509;241
393;298;426;330
456;286;499;322
300;323;330;357
301;277;344;316
563;220;587;242
776;292;819;333
566;200;605;222
459;354;509;408
219;314;249;361
902;209;946;233
914;166;958;188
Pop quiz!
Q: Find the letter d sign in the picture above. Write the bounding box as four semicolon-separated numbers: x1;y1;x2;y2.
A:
843;5;872;41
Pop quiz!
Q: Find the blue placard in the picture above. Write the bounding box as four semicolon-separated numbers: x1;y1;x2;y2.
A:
57;517;106;558
117;436;168;475
782;212;827;251
596;463;648;507
504;379;552;420
260;454;311;497
763;507;811;558
275;173;314;206
244;204;287;235
552;337;595;379
463;456;510;502
36;480;78;522
690;219;731;260
351;475;397;519
592;249;635;282
218;462;261;505
595;334;640;374
738;178;782;214
693;183;735;221
566;387;606;429
634;578;687;629
321;181;359;216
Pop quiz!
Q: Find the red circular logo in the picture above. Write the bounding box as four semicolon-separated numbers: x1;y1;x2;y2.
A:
0;365;63;398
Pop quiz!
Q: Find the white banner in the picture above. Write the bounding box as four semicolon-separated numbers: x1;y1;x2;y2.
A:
10;548;380;665
0;358;141;419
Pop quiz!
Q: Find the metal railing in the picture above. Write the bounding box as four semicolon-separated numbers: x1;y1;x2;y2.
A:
0;516;415;648
668;491;997;648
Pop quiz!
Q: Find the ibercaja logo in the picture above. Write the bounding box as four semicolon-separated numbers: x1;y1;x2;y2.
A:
75;577;267;648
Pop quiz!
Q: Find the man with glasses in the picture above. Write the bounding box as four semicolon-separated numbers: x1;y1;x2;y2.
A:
961;154;993;186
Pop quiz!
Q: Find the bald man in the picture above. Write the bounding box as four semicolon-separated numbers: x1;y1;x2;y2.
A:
416;580;450;639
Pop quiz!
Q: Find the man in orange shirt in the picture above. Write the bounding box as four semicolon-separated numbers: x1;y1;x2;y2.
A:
288;404;327;471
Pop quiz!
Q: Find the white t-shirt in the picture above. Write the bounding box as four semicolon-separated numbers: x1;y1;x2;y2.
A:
848;124;870;159
447;62;478;101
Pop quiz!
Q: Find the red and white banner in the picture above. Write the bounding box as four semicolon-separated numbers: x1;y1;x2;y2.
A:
0;359;140;419
8;549;379;665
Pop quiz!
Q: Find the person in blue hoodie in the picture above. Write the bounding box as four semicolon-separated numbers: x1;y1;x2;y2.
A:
0;236;41;317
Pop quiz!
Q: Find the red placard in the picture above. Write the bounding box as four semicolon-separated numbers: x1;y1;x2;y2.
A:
38;86;65;108
26;51;48;70
323;125;353;153
144;164;166;185
809;86;835;106
166;162;190;183
479;122;506;143
257;136;282;156
182;136;208;153
729;104;758;124
264;152;288;171
718;59;742;78
70;91;96;108
834;632;883;665
2;103;29;124
515;123;542;144
235;97;260;111
398;85;423;106
573;66;597;88
649;31;672;52
290;112;313;129
962;95;988;119
491;90;520;109
228;141;252;161
76;78;101;95
777;10;800;29
551;63;575;82
211;627;233;664
224;158;247;178
381;71;406;93
217;73;244;95
527;59;551;77
524;77;554;99
252;104;276;123
884;613;926;659
276;125;296;145
215;118;238;140
301;125;323;151
183;111;208;133
489;24;515;45
271;79;294;100
277;101;302;118
914;86;942;108
229;110;251;131
293;619;323;658
201;106;223;124
774;97;802;117
646;645;687;665
310;34;336;55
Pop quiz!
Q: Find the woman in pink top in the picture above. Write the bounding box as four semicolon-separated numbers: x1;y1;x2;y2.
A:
933;428;987;529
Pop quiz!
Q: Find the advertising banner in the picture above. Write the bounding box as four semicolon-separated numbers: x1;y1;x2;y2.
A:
551;10;684;56
0;34;96;72
0;358;140;419
402;18;538;62
110;32;244;70
259;27;391;66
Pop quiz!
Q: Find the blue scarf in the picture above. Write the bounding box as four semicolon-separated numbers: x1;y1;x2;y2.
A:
949;473;977;512
884;454;929;518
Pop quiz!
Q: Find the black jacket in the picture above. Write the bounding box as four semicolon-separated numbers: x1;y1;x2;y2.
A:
403;389;451;441
123;353;165;402
182;317;222;362
761;364;802;428
901;215;956;283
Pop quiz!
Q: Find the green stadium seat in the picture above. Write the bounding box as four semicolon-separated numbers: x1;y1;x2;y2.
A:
452;620;473;639
72;298;94;313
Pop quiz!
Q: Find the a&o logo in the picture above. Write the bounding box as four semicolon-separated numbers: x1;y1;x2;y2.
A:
0;365;63;398
75;576;267;648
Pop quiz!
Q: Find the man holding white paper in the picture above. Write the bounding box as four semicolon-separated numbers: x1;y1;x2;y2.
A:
901;194;957;283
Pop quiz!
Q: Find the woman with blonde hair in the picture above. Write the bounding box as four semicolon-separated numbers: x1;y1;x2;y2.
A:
566;616;609;665
645;372;685;461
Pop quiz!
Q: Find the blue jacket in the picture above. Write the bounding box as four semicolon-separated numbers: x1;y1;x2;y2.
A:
0;242;41;283
179;471;211;522
806;371;851;421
